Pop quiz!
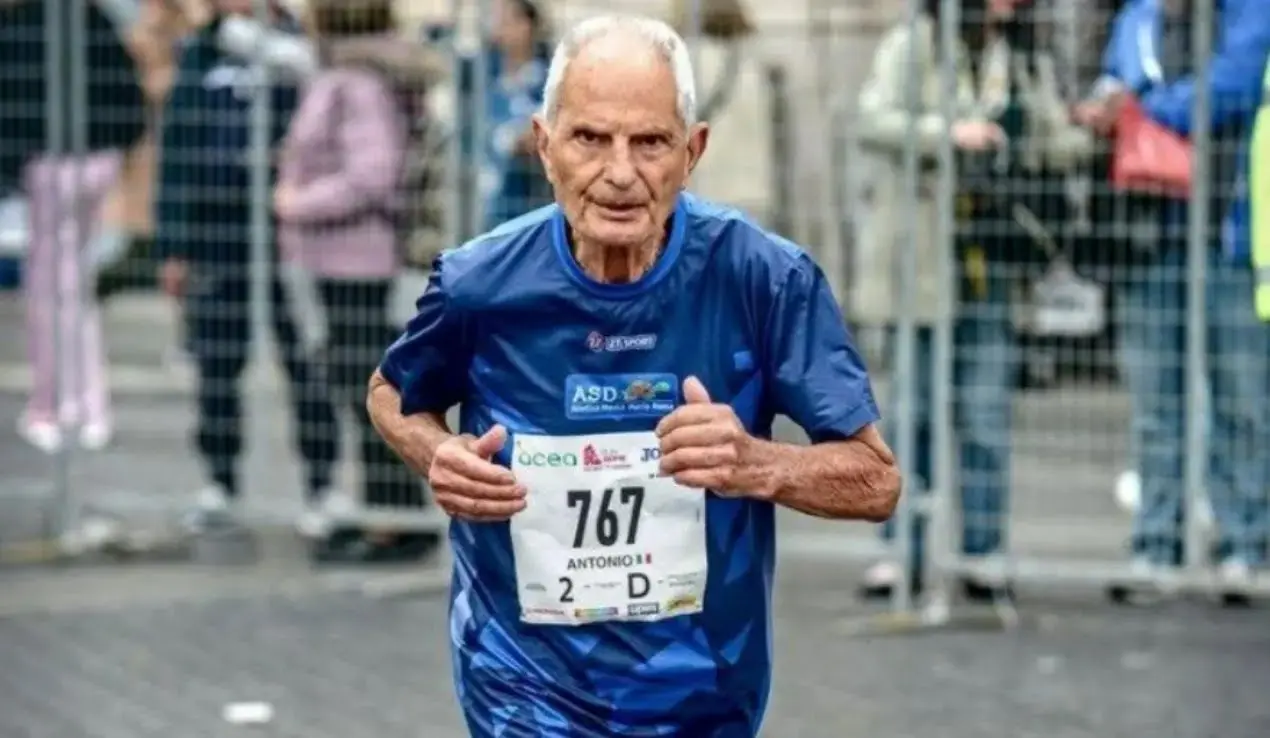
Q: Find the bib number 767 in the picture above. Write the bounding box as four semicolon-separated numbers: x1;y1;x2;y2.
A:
567;485;645;548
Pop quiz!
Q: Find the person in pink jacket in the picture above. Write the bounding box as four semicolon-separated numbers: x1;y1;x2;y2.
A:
3;0;147;453
274;0;443;562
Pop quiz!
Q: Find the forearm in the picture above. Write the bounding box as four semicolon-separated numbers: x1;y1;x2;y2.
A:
736;435;900;522
366;370;455;476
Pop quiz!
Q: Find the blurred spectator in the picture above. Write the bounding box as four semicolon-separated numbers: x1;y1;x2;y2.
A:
1047;0;1127;100
97;0;209;300
479;0;553;229
0;0;147;453
274;0;443;561
154;0;338;531
1073;0;1270;600
853;0;1090;601
429;0;553;235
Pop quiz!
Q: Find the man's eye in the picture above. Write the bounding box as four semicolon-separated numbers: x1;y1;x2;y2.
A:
576;130;600;144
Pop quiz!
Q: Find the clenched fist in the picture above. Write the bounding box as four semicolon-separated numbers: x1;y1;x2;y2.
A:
655;376;752;495
429;425;526;522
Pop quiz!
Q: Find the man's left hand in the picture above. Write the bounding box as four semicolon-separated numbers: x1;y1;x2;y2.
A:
655;376;749;494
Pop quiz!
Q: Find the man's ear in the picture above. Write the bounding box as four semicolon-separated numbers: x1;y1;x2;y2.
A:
685;121;709;179
532;114;556;185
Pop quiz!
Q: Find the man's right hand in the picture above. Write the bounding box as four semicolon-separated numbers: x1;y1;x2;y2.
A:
429;425;527;522
159;258;188;299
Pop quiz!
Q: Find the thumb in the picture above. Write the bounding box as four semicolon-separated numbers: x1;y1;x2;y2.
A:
682;376;711;405
471;424;508;459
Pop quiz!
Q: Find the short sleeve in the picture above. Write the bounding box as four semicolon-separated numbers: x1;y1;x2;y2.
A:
378;262;473;415
764;261;880;443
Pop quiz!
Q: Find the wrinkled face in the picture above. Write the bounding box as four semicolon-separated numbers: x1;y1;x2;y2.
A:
534;40;708;252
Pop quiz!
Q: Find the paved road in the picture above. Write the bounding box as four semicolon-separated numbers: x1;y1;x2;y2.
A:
1;560;1268;738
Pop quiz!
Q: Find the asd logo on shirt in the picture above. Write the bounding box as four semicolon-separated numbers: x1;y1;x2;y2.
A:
565;373;679;420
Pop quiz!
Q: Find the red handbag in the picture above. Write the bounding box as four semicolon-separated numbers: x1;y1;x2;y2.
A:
1110;97;1193;198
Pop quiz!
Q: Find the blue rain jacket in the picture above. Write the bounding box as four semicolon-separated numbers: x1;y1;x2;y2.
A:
1099;0;1270;262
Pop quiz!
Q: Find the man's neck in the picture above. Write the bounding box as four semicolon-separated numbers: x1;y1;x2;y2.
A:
573;237;661;285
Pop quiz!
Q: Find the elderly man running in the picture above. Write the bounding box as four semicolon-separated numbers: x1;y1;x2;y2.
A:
368;14;901;737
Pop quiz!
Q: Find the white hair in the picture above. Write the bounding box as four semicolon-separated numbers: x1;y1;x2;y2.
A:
539;15;698;126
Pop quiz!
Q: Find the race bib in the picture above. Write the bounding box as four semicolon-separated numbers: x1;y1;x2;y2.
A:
510;431;708;626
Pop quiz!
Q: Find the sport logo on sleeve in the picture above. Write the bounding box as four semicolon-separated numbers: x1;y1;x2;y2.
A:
565;373;678;420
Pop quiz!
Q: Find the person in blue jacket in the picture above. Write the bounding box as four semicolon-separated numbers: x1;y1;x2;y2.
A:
1074;0;1270;603
154;0;337;532
427;0;554;238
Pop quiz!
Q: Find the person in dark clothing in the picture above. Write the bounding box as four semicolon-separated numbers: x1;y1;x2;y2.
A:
154;0;337;530
854;0;1093;601
0;0;147;453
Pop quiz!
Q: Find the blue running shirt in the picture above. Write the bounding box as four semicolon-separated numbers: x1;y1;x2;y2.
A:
380;193;879;737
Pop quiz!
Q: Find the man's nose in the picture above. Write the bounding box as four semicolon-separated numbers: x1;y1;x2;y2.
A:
603;141;638;189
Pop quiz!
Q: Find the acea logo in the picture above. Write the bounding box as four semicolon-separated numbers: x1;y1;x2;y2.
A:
515;441;578;468
586;331;657;353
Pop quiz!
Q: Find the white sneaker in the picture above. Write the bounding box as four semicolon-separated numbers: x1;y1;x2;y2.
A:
78;423;113;451
183;484;234;531
1110;557;1179;606
864;560;901;586
861;560;902;592
17;419;63;454
295;493;357;539
295;505;330;539
1218;559;1254;591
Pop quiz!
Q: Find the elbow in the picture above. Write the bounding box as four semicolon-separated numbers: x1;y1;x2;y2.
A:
860;457;902;523
365;370;391;424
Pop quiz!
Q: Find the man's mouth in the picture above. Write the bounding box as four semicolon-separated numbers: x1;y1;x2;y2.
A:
593;201;643;220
